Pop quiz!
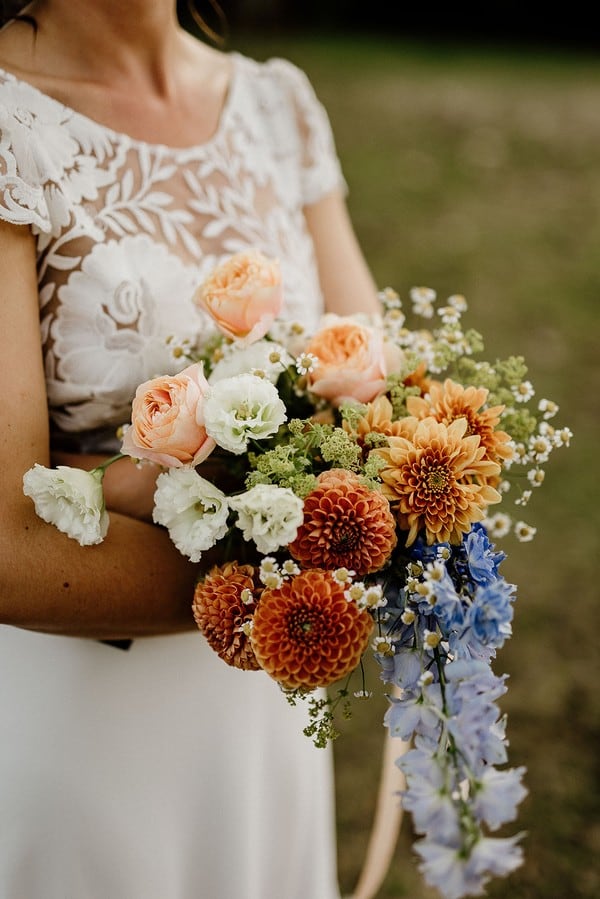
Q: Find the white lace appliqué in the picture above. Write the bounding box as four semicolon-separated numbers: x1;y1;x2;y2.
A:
0;54;345;437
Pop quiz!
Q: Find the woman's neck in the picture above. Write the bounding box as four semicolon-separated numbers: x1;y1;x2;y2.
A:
0;0;233;148
7;0;188;96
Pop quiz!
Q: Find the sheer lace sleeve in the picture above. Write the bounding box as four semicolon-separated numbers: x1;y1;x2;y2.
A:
265;57;348;207
0;77;53;234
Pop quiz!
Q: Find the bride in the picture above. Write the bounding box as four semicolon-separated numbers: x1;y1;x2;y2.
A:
0;1;395;897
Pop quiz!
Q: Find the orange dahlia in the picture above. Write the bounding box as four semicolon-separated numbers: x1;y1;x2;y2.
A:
288;469;397;575
250;568;374;689
345;395;413;445
375;416;502;546
192;562;262;671
407;378;513;469
403;360;432;394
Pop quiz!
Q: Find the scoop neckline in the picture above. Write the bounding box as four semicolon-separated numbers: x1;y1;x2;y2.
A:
0;50;244;155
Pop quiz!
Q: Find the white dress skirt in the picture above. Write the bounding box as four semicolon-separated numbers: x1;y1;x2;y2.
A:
0;49;348;898
0;629;339;899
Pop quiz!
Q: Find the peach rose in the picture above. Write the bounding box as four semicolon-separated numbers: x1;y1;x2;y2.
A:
194;250;283;346
121;363;216;468
304;319;388;405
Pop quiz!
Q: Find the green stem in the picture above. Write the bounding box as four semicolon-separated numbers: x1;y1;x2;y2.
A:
92;453;126;476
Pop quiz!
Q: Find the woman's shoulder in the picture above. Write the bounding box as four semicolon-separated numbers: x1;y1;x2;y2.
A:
231;50;328;134
234;51;315;95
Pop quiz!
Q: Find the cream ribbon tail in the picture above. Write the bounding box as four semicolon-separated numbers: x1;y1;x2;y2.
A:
348;688;409;899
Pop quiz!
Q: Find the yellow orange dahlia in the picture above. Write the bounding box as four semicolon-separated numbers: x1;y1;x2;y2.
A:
346;395;413;445
288;469;397;575
375;416;502;546
407;378;513;469
192;562;262;671
250;568;373;689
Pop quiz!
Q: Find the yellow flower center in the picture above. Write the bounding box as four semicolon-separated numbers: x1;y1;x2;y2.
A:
425;465;450;493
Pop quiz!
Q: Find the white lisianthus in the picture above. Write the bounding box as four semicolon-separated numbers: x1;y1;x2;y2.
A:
22;463;109;546
203;373;286;455
152;468;230;562
229;484;304;554
208;340;293;384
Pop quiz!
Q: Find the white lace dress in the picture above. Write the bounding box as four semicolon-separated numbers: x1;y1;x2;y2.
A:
0;52;345;899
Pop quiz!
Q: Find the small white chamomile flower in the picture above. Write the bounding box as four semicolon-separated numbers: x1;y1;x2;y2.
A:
554;427;573;447
240;588;254;605
372;637;395;656
484;512;512;539
515;489;532;507
515;520;537;542
261;571;283;590
333;567;356;585
423;629;441;650
511;380;535;403
363;586;386;610
295;352;319;376
448;293;468;312
538;398;559;419
410;286;436;318
527;468;545;487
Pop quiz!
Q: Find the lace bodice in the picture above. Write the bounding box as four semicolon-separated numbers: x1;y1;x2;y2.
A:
0;52;345;440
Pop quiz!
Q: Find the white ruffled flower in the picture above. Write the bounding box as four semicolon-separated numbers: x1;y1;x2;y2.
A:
22;463;109;546
204;373;287;454
229;484;304;554
208;340;292;384
152;468;229;562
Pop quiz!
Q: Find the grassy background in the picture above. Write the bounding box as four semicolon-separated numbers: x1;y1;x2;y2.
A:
234;33;600;898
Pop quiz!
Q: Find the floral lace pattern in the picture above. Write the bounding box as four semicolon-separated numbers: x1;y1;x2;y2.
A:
0;53;345;437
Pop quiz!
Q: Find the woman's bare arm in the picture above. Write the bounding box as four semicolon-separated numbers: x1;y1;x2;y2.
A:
304;190;381;317
0;220;208;639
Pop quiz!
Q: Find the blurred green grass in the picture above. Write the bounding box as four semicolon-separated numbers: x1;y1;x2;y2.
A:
234;33;600;899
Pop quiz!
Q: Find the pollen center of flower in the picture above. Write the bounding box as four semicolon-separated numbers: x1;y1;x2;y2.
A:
236;402;251;419
288;606;323;646
425;465;450;493
331;525;360;551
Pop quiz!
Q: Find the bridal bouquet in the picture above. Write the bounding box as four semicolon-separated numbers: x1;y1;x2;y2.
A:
23;251;572;899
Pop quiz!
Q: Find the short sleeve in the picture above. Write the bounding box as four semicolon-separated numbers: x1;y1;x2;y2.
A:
264;57;348;207
0;78;53;234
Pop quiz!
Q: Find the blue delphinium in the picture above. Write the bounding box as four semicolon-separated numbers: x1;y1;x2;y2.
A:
374;524;527;898
462;522;506;586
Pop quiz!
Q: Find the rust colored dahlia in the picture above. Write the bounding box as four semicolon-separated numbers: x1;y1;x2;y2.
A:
192;562;262;671
250;568;374;689
407;378;514;469
288;469;397;575
375;416;502;546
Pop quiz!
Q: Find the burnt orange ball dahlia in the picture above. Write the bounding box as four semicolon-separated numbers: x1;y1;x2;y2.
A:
192;562;262;671
250;568;373;689
288;469;397;575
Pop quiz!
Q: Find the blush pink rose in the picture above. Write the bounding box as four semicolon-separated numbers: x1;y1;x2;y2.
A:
304;319;388;405
194;250;283;346
121;363;216;468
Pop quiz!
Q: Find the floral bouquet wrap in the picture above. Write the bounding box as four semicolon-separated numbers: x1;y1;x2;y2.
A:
24;250;572;899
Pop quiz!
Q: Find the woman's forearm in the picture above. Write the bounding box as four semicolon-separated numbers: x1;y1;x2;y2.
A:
0;498;213;639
